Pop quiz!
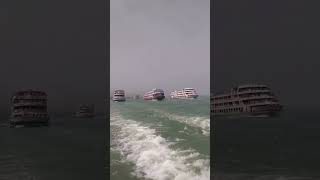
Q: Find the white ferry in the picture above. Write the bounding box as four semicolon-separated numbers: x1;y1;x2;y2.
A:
113;90;126;102
75;104;95;118
170;88;199;99
10;90;49;127
212;84;282;117
144;88;165;101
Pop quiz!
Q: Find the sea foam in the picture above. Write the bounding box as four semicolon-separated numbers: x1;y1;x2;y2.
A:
151;110;210;136
111;112;210;180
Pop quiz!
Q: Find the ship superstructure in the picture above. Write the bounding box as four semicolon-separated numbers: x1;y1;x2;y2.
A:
212;84;282;117
10;90;49;127
170;88;198;99
144;88;165;101
113;90;126;102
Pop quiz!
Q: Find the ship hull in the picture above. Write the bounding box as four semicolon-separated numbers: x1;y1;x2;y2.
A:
154;94;165;100
144;95;165;101
113;96;126;102
9;117;50;127
213;111;281;118
213;105;282;118
212;108;281;118
113;98;126;102
171;95;198;99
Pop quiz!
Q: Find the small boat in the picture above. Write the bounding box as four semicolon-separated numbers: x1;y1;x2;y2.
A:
75;104;95;118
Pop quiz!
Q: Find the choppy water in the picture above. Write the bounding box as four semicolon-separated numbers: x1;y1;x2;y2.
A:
0;113;106;180
110;97;210;180
214;108;320;180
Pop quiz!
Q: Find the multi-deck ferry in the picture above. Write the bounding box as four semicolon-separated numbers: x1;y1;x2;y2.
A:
144;88;165;101
170;88;199;99
75;104;95;118
10;90;49;127
113;90;126;102
212;84;282;117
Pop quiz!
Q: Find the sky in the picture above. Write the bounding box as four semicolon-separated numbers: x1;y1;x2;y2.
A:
111;0;210;96
213;0;320;108
0;0;106;113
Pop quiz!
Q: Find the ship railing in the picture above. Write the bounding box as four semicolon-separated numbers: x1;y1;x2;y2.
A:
12;113;49;118
12;108;47;112
237;89;271;94
245;101;280;106
13;102;47;106
12;95;47;100
239;95;275;101
12;112;48;116
213;105;244;110
212;98;239;104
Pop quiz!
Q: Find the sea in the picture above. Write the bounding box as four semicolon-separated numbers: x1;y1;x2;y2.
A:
110;97;210;180
0;113;107;180
214;107;320;180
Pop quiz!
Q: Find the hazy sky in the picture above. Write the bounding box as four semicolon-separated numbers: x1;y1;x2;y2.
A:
0;0;106;113
111;0;210;95
213;0;320;108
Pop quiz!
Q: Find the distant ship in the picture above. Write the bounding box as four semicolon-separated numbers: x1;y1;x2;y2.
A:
134;95;140;100
113;90;126;102
144;88;165;101
212;84;282;117
170;88;199;99
75;104;95;118
10;90;49;127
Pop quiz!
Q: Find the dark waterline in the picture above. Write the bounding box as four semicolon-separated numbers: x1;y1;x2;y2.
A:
0;113;107;180
214;108;320;179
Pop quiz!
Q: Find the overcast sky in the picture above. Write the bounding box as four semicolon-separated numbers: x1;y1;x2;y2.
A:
213;0;320;108
111;0;210;95
0;0;106;113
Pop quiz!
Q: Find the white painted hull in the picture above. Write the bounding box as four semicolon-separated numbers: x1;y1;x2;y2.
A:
113;96;126;102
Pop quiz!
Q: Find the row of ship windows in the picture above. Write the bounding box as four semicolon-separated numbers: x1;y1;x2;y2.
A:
15;93;46;96
214;93;271;101
214;96;232;100
214;102;240;106
13;99;47;103
13;106;47;110
213;107;244;113
14;114;47;118
237;93;271;98
238;87;269;92
214;99;274;106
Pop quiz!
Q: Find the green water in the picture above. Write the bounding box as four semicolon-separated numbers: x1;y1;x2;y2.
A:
110;97;210;180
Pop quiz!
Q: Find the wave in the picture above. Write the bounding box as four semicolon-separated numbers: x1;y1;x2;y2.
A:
111;112;210;180
150;110;210;136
